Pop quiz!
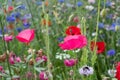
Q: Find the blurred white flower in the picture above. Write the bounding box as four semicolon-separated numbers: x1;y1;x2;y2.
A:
85;5;94;11
108;69;116;77
92;32;96;36
88;0;95;4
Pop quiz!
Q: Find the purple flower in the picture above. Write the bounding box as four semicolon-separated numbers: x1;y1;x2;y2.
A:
107;49;116;56
6;16;16;23
79;65;94;76
57;37;64;42
98;22;104;28
23;22;31;29
77;1;83;7
16;27;22;32
106;1;112;7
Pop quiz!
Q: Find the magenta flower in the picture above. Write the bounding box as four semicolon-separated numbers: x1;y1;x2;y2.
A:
15;57;21;62
4;35;13;42
9;56;15;65
16;29;35;43
9;53;21;65
36;55;47;62
0;66;3;72
26;72;33;79
59;35;87;50
64;59;77;67
39;72;48;80
0;66;4;73
36;57;41;62
42;56;47;62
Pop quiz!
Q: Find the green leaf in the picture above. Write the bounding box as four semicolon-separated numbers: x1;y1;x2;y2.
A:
0;73;9;77
34;60;44;67
26;54;33;62
34;67;46;72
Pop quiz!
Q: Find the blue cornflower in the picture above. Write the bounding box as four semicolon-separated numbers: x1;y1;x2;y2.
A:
16;27;22;32
15;12;21;18
57;36;64;42
107;49;116;56
106;1;112;7
58;0;64;3
77;1;83;7
11;12;21;18
109;23;116;31
23;22;31;29
106;14;113;19
98;23;104;28
6;16;16;23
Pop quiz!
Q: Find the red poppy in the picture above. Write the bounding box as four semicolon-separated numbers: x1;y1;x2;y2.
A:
8;6;14;12
65;26;81;35
115;62;120;80
90;41;105;54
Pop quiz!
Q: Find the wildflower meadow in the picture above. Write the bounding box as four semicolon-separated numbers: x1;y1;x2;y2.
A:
0;0;120;80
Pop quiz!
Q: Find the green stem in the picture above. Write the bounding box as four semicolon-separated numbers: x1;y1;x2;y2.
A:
45;13;53;80
0;17;12;78
41;2;53;80
94;0;101;79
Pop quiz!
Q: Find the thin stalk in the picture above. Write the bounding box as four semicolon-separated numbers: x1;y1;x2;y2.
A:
45;13;53;80
41;2;53;79
0;17;12;78
104;0;106;9
94;0;101;79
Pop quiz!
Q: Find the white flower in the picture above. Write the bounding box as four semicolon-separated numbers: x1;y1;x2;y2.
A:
85;5;94;11
108;69;116;77
55;53;70;60
92;32;96;36
79;65;94;76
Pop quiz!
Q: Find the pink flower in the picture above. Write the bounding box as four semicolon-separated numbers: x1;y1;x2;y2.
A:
73;16;79;23
36;57;41;62
36;56;47;62
42;56;47;62
0;66;3;72
88;0;95;4
26;72;33;78
16;29;35;43
15;57;21;62
59;35;87;50
9;56;15;65
4;35;13;42
64;59;77;67
39;72;48;80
